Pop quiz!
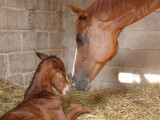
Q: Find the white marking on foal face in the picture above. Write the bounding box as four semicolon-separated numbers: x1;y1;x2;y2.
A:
62;84;71;95
72;49;77;77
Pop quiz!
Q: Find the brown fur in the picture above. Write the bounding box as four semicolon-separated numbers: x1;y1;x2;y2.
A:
70;0;160;91
0;52;91;120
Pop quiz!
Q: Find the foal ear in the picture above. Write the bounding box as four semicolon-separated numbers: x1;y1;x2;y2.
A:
68;4;87;17
35;50;48;60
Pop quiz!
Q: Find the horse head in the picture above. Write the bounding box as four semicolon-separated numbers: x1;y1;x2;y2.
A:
69;4;117;91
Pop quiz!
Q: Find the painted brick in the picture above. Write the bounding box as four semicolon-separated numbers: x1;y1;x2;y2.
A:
118;32;123;48
0;0;5;6
95;65;122;83
0;32;21;53
83;0;94;8
6;0;34;9
36;32;48;50
123;31;160;49
36;0;62;11
22;32;48;51
64;15;76;31
36;0;52;11
123;67;146;75
146;50;160;69
145;68;160;75
146;12;160;30
24;72;34;87
52;0;62;11
9;53;37;74
22;32;35;51
123;18;145;31
8;74;24;86
35;12;61;30
92;81;103;89
63;30;76;48
16;10;30;29
50;32;63;49
110;49;145;67
35;12;49;29
0;8;7;29
54;13;63;30
62;48;76;73
7;9;30;29
0;55;7;77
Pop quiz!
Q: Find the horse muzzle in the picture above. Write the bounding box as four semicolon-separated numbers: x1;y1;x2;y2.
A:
72;77;91;91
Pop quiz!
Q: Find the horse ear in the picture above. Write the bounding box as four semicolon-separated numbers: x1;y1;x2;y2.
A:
68;4;87;17
35;50;48;60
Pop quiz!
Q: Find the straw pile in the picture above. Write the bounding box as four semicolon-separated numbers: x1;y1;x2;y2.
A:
0;78;25;117
0;76;160;120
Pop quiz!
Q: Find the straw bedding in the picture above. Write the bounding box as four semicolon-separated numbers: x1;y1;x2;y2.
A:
0;77;160;120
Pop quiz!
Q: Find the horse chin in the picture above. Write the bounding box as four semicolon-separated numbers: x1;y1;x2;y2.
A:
62;84;71;95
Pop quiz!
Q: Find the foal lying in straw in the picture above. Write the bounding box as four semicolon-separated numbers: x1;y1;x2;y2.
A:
0;51;91;120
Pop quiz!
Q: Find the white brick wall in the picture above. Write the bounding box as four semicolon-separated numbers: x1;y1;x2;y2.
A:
0;0;64;87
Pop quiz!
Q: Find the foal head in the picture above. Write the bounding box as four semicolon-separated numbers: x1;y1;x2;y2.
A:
35;51;71;95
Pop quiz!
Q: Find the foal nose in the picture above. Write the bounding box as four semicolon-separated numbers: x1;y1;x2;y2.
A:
72;80;76;87
62;84;72;95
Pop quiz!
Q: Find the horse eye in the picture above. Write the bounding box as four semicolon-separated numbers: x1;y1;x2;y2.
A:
61;73;66;76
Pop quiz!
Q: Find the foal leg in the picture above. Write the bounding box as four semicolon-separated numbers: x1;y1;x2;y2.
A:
64;104;92;120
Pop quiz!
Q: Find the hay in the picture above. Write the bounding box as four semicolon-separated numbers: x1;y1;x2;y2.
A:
0;78;25;117
0;76;160;120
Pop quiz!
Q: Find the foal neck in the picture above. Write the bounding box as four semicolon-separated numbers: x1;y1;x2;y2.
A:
24;62;54;99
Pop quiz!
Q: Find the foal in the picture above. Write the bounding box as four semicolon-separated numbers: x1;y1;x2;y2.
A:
0;51;90;120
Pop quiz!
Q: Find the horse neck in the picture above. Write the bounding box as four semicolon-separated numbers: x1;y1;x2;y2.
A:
120;0;160;28
24;67;53;99
88;0;160;29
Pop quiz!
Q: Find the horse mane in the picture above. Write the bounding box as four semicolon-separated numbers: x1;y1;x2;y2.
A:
87;0;130;21
24;56;57;99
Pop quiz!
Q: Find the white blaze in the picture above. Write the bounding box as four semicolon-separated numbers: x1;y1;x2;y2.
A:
72;49;77;77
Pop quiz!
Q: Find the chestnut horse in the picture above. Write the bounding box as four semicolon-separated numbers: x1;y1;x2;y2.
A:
0;51;90;120
69;0;160;91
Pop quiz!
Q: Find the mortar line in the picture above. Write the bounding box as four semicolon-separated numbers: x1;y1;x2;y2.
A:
47;32;50;49
0;30;30;32
6;53;10;78
20;33;23;52
4;0;6;7
0;6;26;11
